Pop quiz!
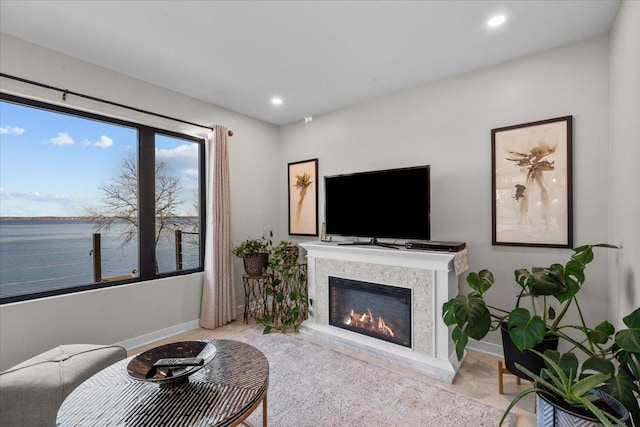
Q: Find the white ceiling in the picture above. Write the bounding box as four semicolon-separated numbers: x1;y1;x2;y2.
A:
0;1;621;126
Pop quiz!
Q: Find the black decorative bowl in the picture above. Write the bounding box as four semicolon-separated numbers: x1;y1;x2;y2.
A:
126;341;216;387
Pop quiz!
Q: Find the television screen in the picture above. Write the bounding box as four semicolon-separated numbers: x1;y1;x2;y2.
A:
324;165;430;241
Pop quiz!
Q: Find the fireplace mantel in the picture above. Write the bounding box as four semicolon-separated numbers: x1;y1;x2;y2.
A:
300;241;461;383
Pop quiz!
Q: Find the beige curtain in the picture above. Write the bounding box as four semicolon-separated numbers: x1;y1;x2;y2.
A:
200;125;236;329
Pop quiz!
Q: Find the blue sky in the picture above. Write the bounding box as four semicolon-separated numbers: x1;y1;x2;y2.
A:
0;100;200;217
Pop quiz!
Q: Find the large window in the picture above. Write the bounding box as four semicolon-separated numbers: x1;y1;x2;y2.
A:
0;94;205;303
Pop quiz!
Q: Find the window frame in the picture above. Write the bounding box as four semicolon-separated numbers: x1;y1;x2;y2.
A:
0;93;206;304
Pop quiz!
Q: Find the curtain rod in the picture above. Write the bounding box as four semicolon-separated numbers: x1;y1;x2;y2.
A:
0;73;233;137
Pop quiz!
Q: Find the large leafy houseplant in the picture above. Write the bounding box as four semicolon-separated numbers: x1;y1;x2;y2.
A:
442;244;617;359
442;244;640;425
258;240;308;334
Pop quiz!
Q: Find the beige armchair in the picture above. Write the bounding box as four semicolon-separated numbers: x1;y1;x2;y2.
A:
0;344;127;426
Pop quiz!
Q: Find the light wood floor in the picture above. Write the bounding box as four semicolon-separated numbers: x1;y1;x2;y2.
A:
129;319;536;426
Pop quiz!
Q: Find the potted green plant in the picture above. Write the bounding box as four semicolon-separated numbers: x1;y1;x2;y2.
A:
443;244;640;426
499;305;639;427
499;348;632;426
232;231;273;276
258;240;308;334
442;244;616;380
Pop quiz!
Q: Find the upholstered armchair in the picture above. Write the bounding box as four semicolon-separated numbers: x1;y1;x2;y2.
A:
0;344;127;426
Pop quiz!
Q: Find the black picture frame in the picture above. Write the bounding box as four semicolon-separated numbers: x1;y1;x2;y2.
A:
491;116;573;248
288;158;318;236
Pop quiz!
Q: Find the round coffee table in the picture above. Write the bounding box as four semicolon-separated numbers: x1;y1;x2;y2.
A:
57;339;269;427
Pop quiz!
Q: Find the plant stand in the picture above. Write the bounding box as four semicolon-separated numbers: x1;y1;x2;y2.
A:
242;274;268;324
498;360;524;394
498;360;536;411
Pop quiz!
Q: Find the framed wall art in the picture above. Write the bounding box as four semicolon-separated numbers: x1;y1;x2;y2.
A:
288;158;318;236
491;116;573;248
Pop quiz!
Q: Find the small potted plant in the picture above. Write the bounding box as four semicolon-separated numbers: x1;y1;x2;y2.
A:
499;305;639;427
232;231;273;276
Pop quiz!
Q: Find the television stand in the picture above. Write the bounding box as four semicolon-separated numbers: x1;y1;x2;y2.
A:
338;238;399;250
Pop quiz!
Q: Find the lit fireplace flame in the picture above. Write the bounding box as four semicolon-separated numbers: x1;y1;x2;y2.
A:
342;307;395;337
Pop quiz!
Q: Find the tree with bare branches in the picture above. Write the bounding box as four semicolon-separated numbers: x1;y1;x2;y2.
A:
85;153;184;250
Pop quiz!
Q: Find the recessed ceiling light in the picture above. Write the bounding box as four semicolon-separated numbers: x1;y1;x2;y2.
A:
271;97;283;106
487;14;506;28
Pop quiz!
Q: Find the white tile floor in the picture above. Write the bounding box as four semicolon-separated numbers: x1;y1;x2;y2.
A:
130;319;536;426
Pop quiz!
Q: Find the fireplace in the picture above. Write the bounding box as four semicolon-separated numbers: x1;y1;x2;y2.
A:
329;276;411;348
300;242;462;383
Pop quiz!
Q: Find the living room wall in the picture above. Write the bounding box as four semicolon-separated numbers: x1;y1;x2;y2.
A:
278;36;613;352
0;34;280;370
608;0;640;327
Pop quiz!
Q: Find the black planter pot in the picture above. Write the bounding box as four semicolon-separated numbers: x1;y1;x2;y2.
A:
501;323;559;381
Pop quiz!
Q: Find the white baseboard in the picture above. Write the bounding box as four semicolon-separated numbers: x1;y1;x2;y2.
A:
118;304;248;351
466;339;503;359
116;319;201;351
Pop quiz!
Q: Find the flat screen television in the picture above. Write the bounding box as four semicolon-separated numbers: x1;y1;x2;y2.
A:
324;165;430;248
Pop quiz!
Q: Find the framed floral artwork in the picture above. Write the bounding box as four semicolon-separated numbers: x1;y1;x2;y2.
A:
288;158;318;236
492;116;573;247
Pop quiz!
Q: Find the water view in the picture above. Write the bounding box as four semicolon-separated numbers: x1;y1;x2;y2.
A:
0;218;200;299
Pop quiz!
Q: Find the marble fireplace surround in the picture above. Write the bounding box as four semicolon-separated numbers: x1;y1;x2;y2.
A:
300;241;461;383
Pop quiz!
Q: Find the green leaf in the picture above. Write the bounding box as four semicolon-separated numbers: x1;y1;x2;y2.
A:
532;350;571;387
452;326;468;361
548;306;556;320
616;308;640;353
557;352;579;380
572;372;611;396
262;325;272;334
442;299;458;326
564;259;586;285
596;320;616;337
587;320;616;345
466;270;493;294
581;356;615;376
442;293;491;342
616;328;640;353
623;307;640;329
514;268;531;290
526;267;567;296
571;245;594;266
464;304;491;340
555;260;583;302
507;308;546;351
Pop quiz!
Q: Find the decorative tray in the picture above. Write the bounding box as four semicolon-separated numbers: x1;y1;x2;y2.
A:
126;341;216;386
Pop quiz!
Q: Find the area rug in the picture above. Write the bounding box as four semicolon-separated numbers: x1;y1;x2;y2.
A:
225;327;516;426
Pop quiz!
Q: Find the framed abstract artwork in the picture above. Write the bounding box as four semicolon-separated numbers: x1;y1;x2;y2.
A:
491;116;573;248
288;158;318;236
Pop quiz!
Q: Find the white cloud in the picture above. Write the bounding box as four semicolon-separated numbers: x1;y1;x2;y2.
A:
0;188;77;203
0;126;25;135
180;168;199;179
82;135;114;148
50;132;74;146
156;143;198;160
156;144;199;177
